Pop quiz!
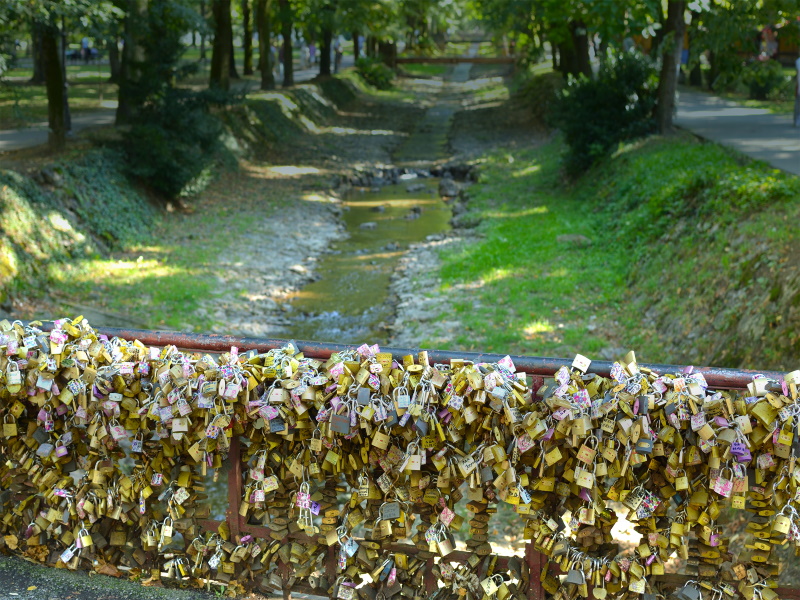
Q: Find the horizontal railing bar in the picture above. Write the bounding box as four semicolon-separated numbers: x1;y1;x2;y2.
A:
397;56;515;64
49;324;784;390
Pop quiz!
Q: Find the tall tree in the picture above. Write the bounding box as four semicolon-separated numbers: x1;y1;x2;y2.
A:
30;21;46;84
655;0;686;132
255;0;274;88
210;0;232;89
41;18;66;150
242;0;253;74
117;0;149;123
229;28;240;77
319;0;336;76
199;0;207;59
278;0;293;86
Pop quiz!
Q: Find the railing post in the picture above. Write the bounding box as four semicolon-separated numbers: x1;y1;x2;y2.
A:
226;435;242;541
525;542;545;600
424;556;436;593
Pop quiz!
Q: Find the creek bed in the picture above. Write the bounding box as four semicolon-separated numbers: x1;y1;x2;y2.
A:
284;178;451;344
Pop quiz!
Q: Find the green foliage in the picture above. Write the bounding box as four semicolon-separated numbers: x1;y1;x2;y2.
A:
356;56;394;89
581;137;800;252
741;59;790;100
56;149;156;248
0;149;154;292
121;0;229;199
550;51;658;175
515;71;563;124
436;132;800;365
124;88;226;198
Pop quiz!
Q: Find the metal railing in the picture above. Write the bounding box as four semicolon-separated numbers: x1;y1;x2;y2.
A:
75;325;797;600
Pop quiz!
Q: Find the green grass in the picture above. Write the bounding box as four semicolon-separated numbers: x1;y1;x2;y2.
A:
688;65;797;115
714;89;794;114
0;80;117;129
436;140;628;356
434;132;800;368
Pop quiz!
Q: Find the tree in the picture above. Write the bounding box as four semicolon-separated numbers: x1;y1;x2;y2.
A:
255;0;274;88
210;0;232;89
655;0;686;132
278;0;292;86
2;0;120;148
41;18;66;150
242;0;253;74
318;0;336;76
30;21;46;83
117;0;149;123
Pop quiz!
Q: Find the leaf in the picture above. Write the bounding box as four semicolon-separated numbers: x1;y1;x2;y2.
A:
27;587;37;591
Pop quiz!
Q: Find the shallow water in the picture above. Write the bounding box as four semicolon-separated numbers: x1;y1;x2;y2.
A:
284;178;451;343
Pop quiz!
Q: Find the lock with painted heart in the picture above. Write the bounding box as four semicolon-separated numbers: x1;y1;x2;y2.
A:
576;435;598;463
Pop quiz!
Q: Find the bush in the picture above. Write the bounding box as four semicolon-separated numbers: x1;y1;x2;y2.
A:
741;59;789;100
515;71;564;125
356;57;394;90
123;89;226;199
550;51;658;175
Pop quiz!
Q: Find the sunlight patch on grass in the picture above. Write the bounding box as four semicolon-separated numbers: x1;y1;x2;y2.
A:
481;267;515;284
513;164;541;177
47;212;77;234
523;319;554;338
50;258;182;286
485;206;548;219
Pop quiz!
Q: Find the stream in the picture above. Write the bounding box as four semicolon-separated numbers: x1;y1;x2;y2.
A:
280;57;476;344
284;178;451;343
204;52;478;517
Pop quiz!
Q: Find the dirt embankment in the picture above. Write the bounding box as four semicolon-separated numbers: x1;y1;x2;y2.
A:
2;76;425;333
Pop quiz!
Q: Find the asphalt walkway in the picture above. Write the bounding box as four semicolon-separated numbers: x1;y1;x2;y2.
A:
0;56;353;153
675;88;800;176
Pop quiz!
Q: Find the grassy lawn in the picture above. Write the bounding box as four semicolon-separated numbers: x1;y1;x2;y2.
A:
1;62;118;129
436;141;628;356
434;132;800;368
689;65;797;115
714;89;794;114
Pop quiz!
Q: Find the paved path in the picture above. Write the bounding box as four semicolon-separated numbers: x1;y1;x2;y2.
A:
0;56;354;153
0;110;116;152
676;88;800;176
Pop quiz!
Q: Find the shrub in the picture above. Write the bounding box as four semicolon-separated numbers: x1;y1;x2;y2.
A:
515;71;564;125
741;59;789;100
123;89;226;199
356;57;394;90
550;51;658;175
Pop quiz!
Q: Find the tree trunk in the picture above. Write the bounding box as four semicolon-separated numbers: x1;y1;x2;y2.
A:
278;0;293;87
229;31;240;78
256;0;274;89
30;22;46;84
199;0;207;60
242;0;253;75
116;0;148;124
320;1;336;77
655;0;686;133
107;39;121;83
557;42;577;77
352;30;359;61
42;22;66;151
320;27;332;76
378;41;395;69
570;20;591;77
210;0;232;90
551;40;559;70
